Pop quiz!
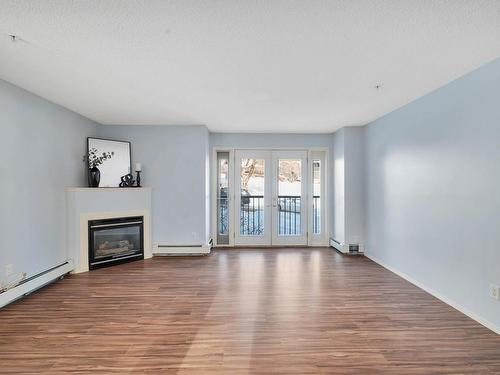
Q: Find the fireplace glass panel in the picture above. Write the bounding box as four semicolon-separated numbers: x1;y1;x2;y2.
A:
89;216;144;269
93;226;141;259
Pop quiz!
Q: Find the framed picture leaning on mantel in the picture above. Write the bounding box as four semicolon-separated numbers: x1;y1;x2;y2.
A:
86;137;132;187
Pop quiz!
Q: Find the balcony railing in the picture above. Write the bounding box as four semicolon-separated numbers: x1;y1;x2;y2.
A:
276;196;320;235
218;195;321;237
217;197;229;235
240;195;264;235
277;195;301;235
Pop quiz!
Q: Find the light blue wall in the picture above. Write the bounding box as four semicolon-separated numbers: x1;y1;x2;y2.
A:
364;57;500;331
210;132;333;150
344;127;365;247
331;127;365;248
0;79;98;280
98;125;210;246
204;127;211;243
332;129;345;243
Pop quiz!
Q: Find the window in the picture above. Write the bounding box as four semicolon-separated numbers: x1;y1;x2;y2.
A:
217;152;229;244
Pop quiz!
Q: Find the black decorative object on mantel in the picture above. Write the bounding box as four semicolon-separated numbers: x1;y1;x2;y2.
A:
135;162;142;188
119;173;135;187
88;166;101;187
83;147;114;188
136;171;142;187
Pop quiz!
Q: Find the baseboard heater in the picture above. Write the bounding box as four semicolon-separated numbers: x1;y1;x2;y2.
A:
153;239;212;256
329;238;346;253
0;260;74;308
329;238;364;255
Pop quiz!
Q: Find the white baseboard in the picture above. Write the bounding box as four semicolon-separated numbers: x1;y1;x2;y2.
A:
365;253;500;335
153;243;211;256
0;260;74;308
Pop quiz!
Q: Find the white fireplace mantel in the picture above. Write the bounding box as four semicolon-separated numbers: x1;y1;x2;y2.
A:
66;187;152;273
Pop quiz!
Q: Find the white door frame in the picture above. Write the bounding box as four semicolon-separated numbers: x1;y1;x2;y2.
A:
211;147;329;247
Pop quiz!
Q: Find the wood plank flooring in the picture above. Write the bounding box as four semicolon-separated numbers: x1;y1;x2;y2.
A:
0;248;499;374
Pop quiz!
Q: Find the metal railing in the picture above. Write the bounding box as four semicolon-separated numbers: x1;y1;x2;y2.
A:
277;196;321;235
217;197;229;235
277;195;301;235
240;195;264;235
241;195;321;236
218;195;321;237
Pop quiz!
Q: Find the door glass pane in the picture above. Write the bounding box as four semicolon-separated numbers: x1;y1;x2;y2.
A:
313;160;321;234
277;159;301;235
240;158;265;235
217;152;229;244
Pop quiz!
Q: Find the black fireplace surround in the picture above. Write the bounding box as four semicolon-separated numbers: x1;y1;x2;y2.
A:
88;216;144;270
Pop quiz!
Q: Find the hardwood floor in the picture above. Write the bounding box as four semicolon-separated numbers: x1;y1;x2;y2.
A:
0;248;499;374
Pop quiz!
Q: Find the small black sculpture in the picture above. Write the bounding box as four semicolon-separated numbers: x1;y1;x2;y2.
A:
119;173;136;187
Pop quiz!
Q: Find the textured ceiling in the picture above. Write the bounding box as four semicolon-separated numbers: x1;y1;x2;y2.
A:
1;1;500;133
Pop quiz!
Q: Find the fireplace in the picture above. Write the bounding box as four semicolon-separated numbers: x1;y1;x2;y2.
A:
88;216;144;270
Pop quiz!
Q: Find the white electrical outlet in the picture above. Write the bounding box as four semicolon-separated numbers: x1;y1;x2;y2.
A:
5;264;13;277
490;284;499;300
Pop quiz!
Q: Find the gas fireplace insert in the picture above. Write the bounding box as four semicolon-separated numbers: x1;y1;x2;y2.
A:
88;216;144;270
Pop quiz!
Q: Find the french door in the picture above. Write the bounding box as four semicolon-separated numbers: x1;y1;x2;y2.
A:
234;150;271;245
234;150;308;246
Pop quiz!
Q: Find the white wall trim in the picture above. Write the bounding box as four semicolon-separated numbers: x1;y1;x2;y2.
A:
0;261;74;308
365;253;500;335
